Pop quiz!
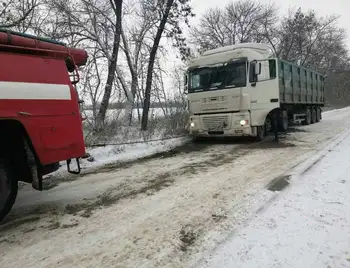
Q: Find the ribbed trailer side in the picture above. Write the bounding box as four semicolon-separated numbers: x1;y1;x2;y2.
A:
278;59;325;106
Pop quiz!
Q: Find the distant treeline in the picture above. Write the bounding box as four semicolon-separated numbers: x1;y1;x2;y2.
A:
84;101;185;110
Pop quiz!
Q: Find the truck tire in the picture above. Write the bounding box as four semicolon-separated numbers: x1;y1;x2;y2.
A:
316;107;321;122
0;158;18;223
311;107;317;124
303;107;311;125
255;125;266;142
279;110;288;132
265;115;273;133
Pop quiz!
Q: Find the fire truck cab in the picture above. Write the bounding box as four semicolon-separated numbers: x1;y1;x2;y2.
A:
0;29;88;222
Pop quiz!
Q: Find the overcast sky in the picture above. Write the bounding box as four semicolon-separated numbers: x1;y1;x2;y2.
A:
189;0;350;48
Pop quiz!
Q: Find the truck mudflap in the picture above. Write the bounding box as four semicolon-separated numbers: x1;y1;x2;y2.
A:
23;138;43;191
66;158;81;174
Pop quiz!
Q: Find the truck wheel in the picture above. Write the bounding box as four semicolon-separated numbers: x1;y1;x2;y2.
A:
279;110;288;132
0;158;18;223
303;107;311;125
255;125;266;142
316;107;321;122
311;107;317;124
265;116;273;133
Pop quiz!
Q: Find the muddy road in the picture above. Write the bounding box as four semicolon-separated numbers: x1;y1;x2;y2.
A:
1;108;350;268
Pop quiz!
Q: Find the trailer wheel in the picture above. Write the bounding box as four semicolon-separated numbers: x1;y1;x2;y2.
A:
303;107;311;125
316;107;321;122
0;158;18;223
311;107;317;124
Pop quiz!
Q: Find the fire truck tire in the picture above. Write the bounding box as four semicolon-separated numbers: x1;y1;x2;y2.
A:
0;158;18;223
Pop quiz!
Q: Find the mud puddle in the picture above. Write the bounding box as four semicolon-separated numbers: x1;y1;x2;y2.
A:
267;175;291;191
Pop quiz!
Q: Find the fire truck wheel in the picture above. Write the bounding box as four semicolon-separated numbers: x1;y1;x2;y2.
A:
0;158;18;223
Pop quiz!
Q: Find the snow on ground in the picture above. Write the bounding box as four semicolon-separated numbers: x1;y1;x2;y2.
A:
198;118;350;268
83;107;179;123
1;107;350;268
51;136;189;178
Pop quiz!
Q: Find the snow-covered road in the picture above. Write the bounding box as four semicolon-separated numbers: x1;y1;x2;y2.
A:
1;108;350;268
199;114;350;268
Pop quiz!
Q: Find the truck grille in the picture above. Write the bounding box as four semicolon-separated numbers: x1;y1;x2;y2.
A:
202;115;229;130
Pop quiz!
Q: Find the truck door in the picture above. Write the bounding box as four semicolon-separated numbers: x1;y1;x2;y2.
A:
247;58;279;110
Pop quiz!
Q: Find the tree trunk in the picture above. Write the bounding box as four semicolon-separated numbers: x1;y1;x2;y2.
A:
128;80;138;126
141;0;174;131
121;29;139;126
95;0;123;130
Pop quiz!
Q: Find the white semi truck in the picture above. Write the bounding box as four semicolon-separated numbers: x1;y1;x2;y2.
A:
184;43;324;141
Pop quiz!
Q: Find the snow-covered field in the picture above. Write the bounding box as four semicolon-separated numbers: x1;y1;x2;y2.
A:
1;107;350;268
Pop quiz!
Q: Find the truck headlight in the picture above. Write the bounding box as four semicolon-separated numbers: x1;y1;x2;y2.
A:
240;120;248;126
190;122;195;127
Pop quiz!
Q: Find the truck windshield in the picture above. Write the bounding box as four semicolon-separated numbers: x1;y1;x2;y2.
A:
189;62;247;93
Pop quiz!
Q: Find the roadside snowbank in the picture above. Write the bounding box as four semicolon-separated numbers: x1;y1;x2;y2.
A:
50;136;189;177
198;117;350;268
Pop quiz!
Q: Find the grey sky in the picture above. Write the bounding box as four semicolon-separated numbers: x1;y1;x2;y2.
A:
190;0;350;49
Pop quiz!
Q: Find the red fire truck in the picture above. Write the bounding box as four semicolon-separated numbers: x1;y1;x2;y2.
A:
0;29;88;222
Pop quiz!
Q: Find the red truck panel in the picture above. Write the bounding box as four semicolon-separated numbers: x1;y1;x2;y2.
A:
0;52;86;165
0;31;88;67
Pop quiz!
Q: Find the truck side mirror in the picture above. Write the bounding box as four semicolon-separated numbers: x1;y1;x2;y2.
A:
250;61;258;86
184;74;188;94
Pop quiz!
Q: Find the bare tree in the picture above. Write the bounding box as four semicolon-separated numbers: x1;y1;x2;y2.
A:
141;0;194;131
118;0;160;125
153;55;170;117
79;46;106;128
45;0;123;129
0;0;38;29
264;8;349;73
95;0;123;130
189;0;278;53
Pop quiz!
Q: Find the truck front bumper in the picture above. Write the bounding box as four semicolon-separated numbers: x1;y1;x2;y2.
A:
189;112;257;138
